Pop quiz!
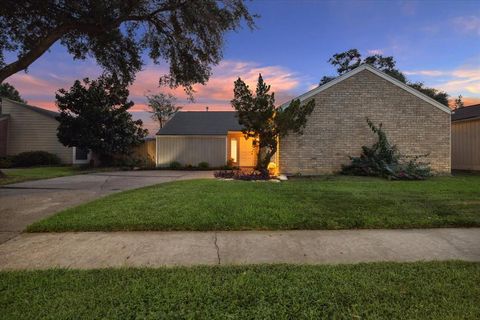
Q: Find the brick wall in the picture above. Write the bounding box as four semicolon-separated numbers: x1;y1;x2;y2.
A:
279;69;451;175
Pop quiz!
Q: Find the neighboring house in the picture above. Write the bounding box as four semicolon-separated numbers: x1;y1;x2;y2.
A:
451;104;480;171
156;111;257;168
156;65;451;174
0;98;91;164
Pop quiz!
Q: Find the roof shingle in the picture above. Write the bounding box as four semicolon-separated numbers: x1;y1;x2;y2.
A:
156;111;243;135
451;104;480;121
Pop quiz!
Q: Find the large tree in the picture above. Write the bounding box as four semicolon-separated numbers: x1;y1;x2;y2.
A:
231;74;315;171
0;0;255;89
320;49;448;106
56;76;148;162
0;82;26;103
146;93;181;129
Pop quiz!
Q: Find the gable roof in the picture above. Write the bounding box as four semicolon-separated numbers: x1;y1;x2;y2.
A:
452;104;480;122
279;64;451;114
156;111;243;135
0;97;59;120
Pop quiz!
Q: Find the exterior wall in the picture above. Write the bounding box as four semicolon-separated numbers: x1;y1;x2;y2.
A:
452;119;480;170
1;99;73;163
156;135;227;167
227;131;257;167
131;139;156;168
280;69;451;175
0;116;8;157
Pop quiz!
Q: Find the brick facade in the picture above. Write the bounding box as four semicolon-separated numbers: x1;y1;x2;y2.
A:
279;69;451;175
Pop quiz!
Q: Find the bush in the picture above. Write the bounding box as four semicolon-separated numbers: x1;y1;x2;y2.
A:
341;119;431;180
0;156;13;168
214;169;270;180
10;151;61;167
198;162;209;169
169;161;182;169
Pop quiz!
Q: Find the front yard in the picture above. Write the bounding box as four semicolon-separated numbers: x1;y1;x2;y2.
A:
0;166;81;185
1;262;478;319
28;175;480;232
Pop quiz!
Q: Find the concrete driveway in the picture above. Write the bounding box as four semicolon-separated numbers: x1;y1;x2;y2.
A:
0;170;213;244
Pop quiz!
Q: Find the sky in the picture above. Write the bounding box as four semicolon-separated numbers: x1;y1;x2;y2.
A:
4;0;480;135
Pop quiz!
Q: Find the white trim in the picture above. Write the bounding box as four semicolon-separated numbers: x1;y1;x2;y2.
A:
72;147;92;165
279;64;451;114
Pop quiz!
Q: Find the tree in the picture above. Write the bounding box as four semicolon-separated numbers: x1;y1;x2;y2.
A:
56;76;147;162
320;49;448;106
231;74;315;171
0;0;255;90
0;82;26;103
454;95;464;109
146;93;181;128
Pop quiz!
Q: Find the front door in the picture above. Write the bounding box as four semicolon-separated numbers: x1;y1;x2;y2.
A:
230;137;239;165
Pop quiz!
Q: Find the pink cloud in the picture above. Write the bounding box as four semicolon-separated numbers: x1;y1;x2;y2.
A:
6;60;305;114
367;49;383;55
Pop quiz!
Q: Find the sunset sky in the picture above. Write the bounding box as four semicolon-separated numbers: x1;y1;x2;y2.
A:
4;0;480;135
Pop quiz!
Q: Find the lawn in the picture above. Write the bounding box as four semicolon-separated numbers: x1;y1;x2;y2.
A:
0;166;81;185
0;166;121;185
27;175;480;232
0;262;478;319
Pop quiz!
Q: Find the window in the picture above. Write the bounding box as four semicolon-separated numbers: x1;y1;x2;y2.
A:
75;147;89;161
230;138;238;163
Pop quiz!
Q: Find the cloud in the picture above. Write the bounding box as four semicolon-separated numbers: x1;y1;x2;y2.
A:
128;60;304;111
367;49;383;55
452;16;480;36
6;59;305;115
404;65;480;105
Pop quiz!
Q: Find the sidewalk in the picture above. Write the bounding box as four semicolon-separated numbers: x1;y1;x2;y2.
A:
0;228;479;270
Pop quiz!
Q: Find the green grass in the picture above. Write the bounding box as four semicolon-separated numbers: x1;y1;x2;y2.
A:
27;175;480;232
0;262;479;319
0;166;81;185
0;166;122;185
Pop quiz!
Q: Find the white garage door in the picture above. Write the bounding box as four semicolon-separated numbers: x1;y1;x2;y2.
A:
156;135;227;167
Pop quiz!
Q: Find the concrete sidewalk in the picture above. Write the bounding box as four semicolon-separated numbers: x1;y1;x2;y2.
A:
0;228;479;269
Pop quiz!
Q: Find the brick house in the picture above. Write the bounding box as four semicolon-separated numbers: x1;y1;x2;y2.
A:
156;64;451;174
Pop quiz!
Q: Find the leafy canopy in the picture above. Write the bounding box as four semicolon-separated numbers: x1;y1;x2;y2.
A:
0;82;26;103
0;0;256;90
231;74;315;170
320;49;449;106
56;76;148;161
146;93;181;129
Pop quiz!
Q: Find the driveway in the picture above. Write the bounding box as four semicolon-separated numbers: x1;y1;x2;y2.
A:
0;170;213;244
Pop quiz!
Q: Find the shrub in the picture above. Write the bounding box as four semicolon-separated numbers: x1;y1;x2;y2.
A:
198;162;209;169
169;161;182;169
214;169;270;180
0;156;13;168
10;151;61;167
341;119;431;180
112;155;145;168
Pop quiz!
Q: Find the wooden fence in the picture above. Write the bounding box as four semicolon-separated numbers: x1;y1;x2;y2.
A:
451;119;480;171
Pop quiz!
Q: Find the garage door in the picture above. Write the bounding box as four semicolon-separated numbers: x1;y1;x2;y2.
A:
156;135;226;167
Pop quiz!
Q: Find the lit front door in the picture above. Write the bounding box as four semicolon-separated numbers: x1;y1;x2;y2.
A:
230;138;238;165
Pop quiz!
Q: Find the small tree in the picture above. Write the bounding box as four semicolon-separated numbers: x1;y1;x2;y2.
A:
56;76;147;163
454;95;464;109
146;93;181;129
0;82;26;103
231;74;315;171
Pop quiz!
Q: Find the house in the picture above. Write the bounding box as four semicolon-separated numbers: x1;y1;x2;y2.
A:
156;111;257;168
0;97;91;164
159;64;451;174
451;104;480;171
